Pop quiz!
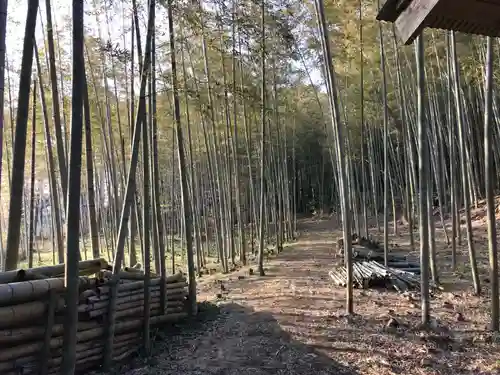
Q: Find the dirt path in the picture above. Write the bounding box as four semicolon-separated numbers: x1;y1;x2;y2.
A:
120;217;500;375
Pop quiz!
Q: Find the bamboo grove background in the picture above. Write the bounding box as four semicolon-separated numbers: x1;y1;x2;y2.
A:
2;0;500;370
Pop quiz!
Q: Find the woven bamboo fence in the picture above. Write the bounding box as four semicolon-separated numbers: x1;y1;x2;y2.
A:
0;258;189;374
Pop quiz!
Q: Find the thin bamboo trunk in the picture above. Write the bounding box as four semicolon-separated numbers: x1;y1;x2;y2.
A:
483;37;498;331
257;0;267;277
27;80;37;269
314;0;353;314
61;0;85;372
34;43;65;265
416;34;430;325
82;69;100;259
0;1;7;254
167;0;197;315
45;0;68;199
4;0;38;270
450;32;480;295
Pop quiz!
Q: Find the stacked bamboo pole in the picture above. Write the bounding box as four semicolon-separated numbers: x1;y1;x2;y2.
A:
0;260;189;374
333;234;427;292
337;234;412;265
328;259;440;293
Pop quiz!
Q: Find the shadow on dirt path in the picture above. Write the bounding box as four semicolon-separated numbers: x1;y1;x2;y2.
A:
117;302;358;375
114;217;500;375
113;217;359;375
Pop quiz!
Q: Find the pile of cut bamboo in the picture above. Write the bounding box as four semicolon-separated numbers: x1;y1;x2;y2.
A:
337;234;420;272
0;259;189;374
329;260;421;292
333;234;426;292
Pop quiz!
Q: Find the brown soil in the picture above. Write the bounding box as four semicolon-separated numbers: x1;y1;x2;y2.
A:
117;216;500;375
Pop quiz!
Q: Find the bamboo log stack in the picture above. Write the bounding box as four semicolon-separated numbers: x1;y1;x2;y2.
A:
337;234;414;265
329;260;425;292
0;259;189;374
336;234;381;255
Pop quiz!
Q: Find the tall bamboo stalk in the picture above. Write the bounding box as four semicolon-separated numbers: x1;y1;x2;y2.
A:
61;0;85;372
483;37;498;331
415;34;430;325
167;0;197;315
314;0;353;314
4;0;38;271
0;1;7;250
257;0;267;277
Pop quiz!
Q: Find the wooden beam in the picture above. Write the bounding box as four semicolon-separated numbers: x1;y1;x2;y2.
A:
394;0;440;45
377;0;398;22
378;0;500;42
377;0;411;22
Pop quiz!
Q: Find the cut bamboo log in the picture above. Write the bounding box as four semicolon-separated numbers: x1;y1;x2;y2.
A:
0;311;187;361
99;270;146;280
0;276;97;306
79;289;97;302
329;260;423;291
43;344;134;375
82;298;184;320
125;263;143;271
0;298;66;329
0;263;189;374
90;281;187;303
0;259;108;284
79;289;186;313
0;321;99;346
0;335;144;372
96;273;185;295
112;306;184;321
3;332;142;374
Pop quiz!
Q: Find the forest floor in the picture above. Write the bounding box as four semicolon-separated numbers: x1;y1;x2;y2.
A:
115;210;500;375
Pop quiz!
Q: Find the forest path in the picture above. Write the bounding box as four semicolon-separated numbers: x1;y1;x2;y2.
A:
120;217;500;375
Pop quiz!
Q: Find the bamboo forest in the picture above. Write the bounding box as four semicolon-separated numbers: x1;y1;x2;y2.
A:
1;0;500;374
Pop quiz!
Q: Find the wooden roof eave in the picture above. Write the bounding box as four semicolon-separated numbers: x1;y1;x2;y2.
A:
376;0;412;23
